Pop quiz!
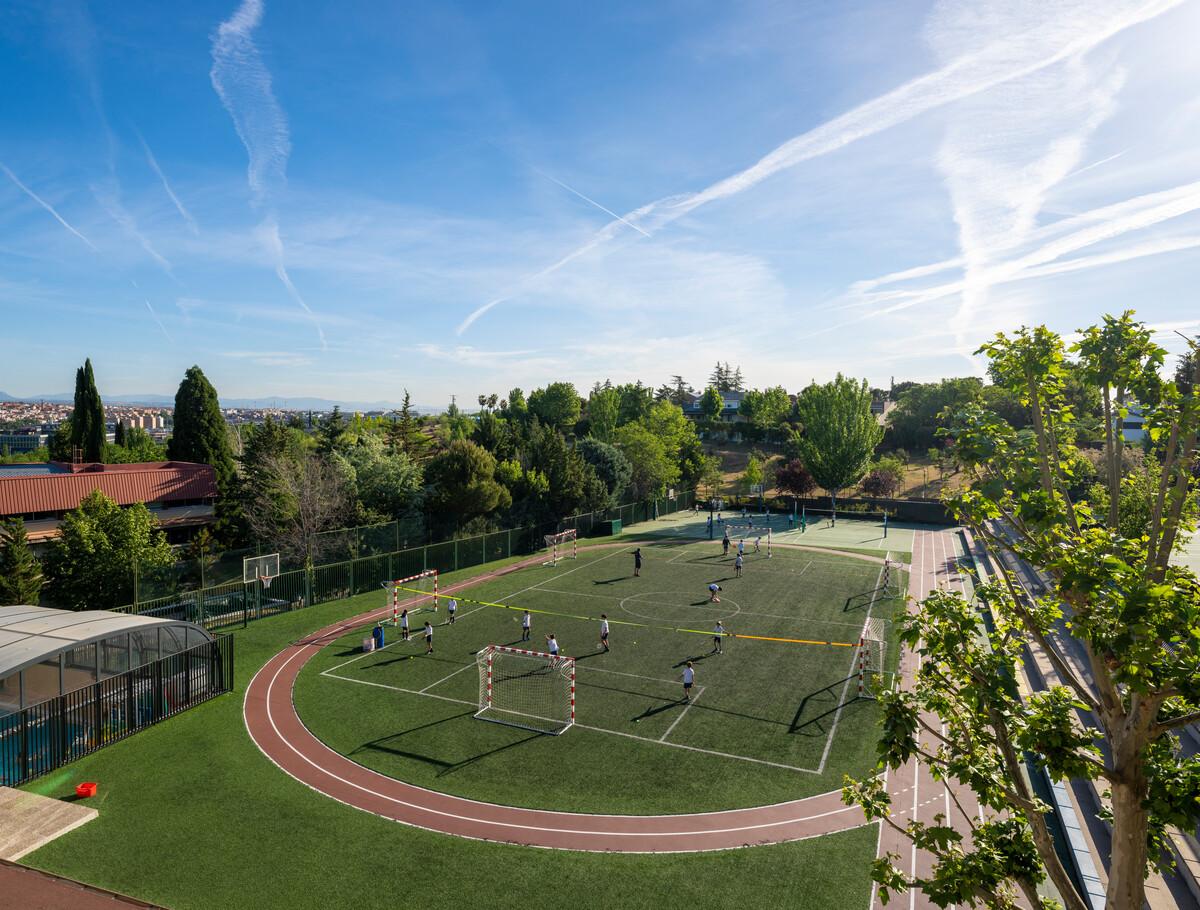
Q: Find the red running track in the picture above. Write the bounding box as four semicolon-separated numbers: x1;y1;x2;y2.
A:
243;547;877;852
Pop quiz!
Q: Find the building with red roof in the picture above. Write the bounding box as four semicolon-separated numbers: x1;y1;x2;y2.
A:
0;461;217;546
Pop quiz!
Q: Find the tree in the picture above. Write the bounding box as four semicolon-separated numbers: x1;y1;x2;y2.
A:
709;362;743;392
587;386;620;442
527;425;595;518
699;386;724;426
318;406;347;453
388;390;432;461
528;382;582;433
739;386;791;441
696;454;723;502
106;426;167;464
578;438;633;508
243;451;354;566
774;459;816;513
0;518;43;605
615;423;676;499
886;377;983;451
789;375;882;512
114;420;126;447
502;387;529;424
48;419;73;462
860;454;905;498
70;358;105;462
845;318;1200;910
44;490;174;610
1176;347;1196;398
341;436;424;523
615;382;654;426
168;366;241;540
667;375;694;407
740;452;765;496
425;440;511;532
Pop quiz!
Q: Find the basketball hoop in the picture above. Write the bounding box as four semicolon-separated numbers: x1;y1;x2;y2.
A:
258;573;275;591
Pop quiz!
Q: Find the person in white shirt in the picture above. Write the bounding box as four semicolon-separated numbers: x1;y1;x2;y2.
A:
423;621;434;654
399;608;410;642
681;662;696;701
734;553;743;577
754;536;761;553
708;582;721;603
447;598;458;624
545;633;560;666
737;538;745;556
598;614;610;652
712;621;725;655
521;610;532;642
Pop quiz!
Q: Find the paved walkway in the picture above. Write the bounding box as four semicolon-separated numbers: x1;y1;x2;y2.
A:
0;859;158;909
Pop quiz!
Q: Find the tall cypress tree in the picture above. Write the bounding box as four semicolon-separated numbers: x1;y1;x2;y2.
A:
168;366;242;543
69;358;105;462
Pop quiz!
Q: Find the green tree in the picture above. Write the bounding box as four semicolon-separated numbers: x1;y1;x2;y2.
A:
615;382;654;426
587;386;620;442
425;440;511;531
698;386;724;426
696;454;723;501
740;452;764;496
577;438;632;508
388;390;432;461
527;425;593;518
70;358;105;462
44;490;174;610
114;420;126;447
668;375;694;407
739;386;791;441
0;518;43;605
886;377;983;451
318;406;348;453
502;387;529;424
106;426;167;464
342;436;424;522
168;365;241;542
528;382;582;433
845;319;1200;910
615;423;676;499
48;419;73;461
789;375;882;512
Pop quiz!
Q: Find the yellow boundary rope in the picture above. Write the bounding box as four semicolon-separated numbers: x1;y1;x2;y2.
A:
392;584;857;648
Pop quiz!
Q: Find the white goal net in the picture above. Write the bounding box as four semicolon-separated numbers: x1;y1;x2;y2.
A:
543;529;578;566
881;552;905;598
475;644;576;735
857;617;890;699
383;569;439;625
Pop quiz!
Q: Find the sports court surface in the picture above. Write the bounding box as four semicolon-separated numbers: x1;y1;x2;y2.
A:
246;537;907;850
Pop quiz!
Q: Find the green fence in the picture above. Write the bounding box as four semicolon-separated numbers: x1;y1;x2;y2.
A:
119;491;695;633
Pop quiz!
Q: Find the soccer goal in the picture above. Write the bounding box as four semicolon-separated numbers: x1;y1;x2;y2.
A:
543;529;578;566
881;552;905;598
382;569;439;625
475;644;576;735
856;617;890;699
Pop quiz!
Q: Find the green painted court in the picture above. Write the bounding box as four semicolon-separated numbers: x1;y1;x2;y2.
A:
294;539;906;814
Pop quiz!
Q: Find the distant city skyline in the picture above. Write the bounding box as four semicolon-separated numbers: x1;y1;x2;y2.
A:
2;0;1199;403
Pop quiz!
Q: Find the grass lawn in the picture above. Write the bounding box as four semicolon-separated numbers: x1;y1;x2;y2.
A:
20;552;882;910
296;539;904;814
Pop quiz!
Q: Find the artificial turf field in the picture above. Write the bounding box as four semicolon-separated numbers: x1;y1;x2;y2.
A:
18;539;904;910
294;538;905;814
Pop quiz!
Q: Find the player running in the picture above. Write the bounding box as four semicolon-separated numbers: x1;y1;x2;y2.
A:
682;662;696;701
599;614;610;652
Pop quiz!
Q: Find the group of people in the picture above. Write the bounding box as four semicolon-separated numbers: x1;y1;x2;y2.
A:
396;596;460;653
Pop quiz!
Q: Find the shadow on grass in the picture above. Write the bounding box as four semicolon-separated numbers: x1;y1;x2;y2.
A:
351;712;544;776
842;588;885;613
787;675;862;736
592;577;628;585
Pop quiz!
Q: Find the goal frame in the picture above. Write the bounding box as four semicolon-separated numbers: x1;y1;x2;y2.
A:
880;555;905;598
543;529;578;567
382;569;439;625
856;617;890;699
475;644;576;735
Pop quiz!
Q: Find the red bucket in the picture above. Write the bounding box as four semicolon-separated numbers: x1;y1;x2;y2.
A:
75;782;97;799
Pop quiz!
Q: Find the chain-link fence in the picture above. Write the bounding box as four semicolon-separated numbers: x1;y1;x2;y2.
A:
120;491;695;632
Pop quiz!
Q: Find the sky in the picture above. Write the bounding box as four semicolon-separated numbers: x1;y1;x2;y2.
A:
1;0;1199;407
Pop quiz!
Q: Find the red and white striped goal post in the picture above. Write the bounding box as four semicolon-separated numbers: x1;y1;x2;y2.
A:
476;643;576;734
382;569;439;625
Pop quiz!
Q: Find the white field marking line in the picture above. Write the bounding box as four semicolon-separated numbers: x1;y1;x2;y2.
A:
816;556;888;775
577;665;689;688
320;604;488;676
493;544;632;604
419;662;477;694
319;665;818;774
660;685;705;742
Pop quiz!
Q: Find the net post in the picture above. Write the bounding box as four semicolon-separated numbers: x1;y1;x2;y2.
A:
486;648;493;710
391;583;398;626
767;527;772;559
433;570;438;611
572;533;577;560
857;636;866;698
569;659;576;727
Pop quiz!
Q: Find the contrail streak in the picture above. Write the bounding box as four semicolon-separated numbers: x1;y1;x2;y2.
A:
144;299;173;343
531;166;651;237
458;0;1183;334
0;162;98;251
137;131;199;234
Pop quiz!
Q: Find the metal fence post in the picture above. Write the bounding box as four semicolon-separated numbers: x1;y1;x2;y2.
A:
454;539;459;572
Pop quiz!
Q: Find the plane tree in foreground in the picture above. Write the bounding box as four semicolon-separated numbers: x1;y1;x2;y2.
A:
844;312;1200;910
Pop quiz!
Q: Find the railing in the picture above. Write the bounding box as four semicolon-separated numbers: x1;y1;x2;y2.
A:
0;634;234;786
119;492;696;632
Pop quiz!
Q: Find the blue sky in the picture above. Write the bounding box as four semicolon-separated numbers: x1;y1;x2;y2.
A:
2;0;1199;406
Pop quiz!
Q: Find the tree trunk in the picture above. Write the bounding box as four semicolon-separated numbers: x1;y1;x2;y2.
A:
1106;760;1150;910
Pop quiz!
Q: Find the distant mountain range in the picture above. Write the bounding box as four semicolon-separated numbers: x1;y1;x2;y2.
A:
0;391;437;413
